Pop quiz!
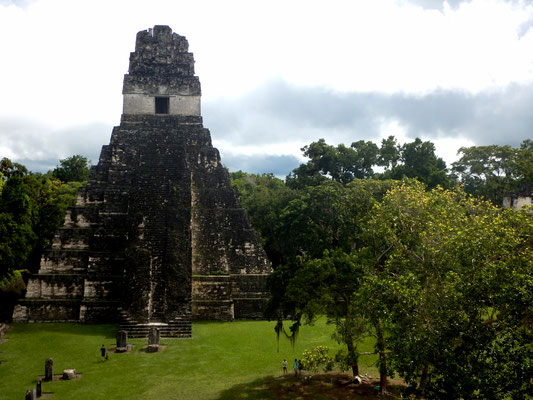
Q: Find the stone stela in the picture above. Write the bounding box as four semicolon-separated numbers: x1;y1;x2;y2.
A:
44;358;53;381
147;326;160;353
116;330;128;353
12;25;272;338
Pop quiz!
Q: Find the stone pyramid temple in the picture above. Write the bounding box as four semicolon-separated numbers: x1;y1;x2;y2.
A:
13;26;272;337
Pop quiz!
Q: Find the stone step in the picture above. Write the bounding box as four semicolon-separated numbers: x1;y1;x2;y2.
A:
120;320;191;325
121;327;192;332
119;322;192;338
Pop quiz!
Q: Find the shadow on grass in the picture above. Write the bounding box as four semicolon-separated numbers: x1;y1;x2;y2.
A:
216;374;402;400
9;323;117;338
217;375;278;400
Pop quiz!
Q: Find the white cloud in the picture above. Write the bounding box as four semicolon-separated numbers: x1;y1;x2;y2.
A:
1;0;533;175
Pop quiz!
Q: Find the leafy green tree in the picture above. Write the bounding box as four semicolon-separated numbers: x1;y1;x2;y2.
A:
381;138;451;189
230;171;297;267
366;183;533;398
1;157;28;180
264;181;361;323
517;139;533;186
52;154;91;183
286;249;372;376
349;140;379;179
25;177;82;269
452;140;533;205
0;175;37;280
286;139;348;188
0;158;83;320
263;181;352;321
301;346;335;373
286;137;451;190
264;179;401;385
286;139;379;188
377;135;401;171
231;173;398;269
239;160;531;396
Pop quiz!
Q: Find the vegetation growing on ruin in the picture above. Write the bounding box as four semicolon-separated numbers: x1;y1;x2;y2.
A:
0;156;89;319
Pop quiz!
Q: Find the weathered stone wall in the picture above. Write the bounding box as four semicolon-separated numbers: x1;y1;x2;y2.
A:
122;94;200;116
25;275;84;299
122;25;201;116
191;274;270;320
39;250;88;274
503;195;532;210
232;274;270;319
503;183;533;211
79;302;119;323
13;300;81;322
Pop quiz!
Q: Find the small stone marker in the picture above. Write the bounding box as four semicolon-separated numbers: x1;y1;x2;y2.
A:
36;379;42;397
44;358;53;381
25;389;36;400
148;327;160;345
146;327;160;353
62;369;76;380
116;330;128;353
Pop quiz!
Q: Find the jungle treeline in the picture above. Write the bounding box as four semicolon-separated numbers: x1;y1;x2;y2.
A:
230;137;532;398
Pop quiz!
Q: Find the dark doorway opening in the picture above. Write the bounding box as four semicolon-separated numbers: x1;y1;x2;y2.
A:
155;97;170;114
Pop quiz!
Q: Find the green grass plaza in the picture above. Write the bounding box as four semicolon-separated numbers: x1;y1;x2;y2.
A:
0;320;384;399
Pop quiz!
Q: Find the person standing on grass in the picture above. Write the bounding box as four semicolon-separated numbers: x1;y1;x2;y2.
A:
293;358;298;376
100;344;106;361
282;359;288;375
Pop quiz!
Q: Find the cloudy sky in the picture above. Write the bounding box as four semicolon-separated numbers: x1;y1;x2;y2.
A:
1;0;533;176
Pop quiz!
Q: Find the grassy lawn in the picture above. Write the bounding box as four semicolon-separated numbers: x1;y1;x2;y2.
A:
0;320;380;399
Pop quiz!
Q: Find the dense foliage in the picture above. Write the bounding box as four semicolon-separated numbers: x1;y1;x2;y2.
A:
52;155;91;183
287;136;451;189
0;156;88;319
231;137;533;399
366;183;532;398
286;136;533;205
452;139;533;205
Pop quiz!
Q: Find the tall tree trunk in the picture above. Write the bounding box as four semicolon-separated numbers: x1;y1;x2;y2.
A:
347;340;360;377
344;296;360;377
376;316;388;393
419;364;429;395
